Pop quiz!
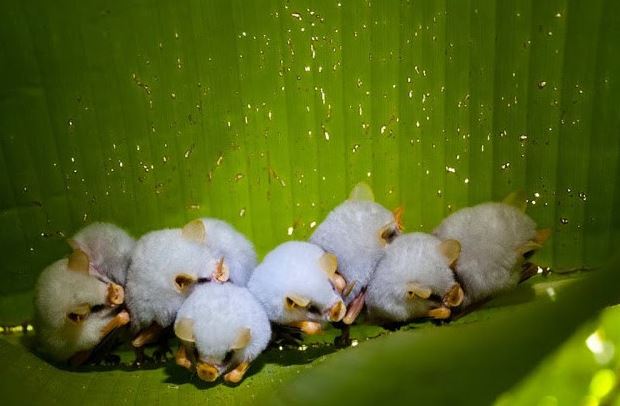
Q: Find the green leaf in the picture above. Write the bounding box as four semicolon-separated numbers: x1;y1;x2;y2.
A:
0;268;614;405
0;0;620;404
271;264;620;405
1;0;619;299
498;304;620;405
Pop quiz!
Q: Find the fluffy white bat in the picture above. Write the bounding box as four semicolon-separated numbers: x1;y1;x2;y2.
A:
34;250;129;364
125;220;227;351
68;222;136;286
366;233;464;323
433;196;550;307
174;282;271;384
247;241;346;335
310;183;402;324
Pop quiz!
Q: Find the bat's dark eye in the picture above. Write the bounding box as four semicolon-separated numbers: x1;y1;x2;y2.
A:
223;350;234;364
428;293;443;303
381;228;398;243
90;304;105;313
523;250;535;260
67;312;87;323
307;304;321;315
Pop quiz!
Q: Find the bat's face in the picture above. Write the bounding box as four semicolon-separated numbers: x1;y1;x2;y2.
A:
148;223;228;291
377;205;404;247
310;201;402;292
366;234;464;322
247;242;347;334
174;284;271;384
169;254;229;296
342;200;402;248
35;250;129;362
171;220;230;290
513;228;551;270
285;253;344;318
125;221;230;331
283;292;346;324
177;321;254;383
278;253;347;336
198;218;258;285
398;279;464;320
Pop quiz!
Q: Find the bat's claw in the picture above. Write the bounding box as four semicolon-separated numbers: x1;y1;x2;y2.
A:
334;334;352;348
131;356;153;368
131;347;153;368
333;323;352;348
270;324;303;347
519;262;540;283
153;346;172;363
101;353;121;366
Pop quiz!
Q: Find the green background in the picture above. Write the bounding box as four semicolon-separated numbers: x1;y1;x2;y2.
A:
1;0;619;404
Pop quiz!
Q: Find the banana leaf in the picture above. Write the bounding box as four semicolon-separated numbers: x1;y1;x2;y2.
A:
0;0;619;404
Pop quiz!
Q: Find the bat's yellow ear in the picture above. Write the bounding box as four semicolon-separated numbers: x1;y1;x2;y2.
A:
174;273;197;293
67;238;80;250
502;190;527;212
284;294;310;310
406;283;432;300
68;249;90;274
319;252;338;278
231;328;252;350
438;239;461;268
182;219;206;243
349;182;375;202
174;318;195;343
320;252;347;292
443;283;465;307
517;240;543;256
534;228;551;245
517;229;551;257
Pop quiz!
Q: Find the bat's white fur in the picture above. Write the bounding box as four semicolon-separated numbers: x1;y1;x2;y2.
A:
200;218;256;286
366;233;457;322
175;282;270;373
310;200;398;304
70;222;136;285
125;228;223;331
34;259;118;361
433;202;537;306
247;241;344;324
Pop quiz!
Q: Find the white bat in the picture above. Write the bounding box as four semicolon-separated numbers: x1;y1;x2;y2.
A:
174;281;271;384
247;241;346;335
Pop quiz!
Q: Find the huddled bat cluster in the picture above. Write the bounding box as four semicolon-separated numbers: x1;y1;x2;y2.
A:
33;184;549;384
